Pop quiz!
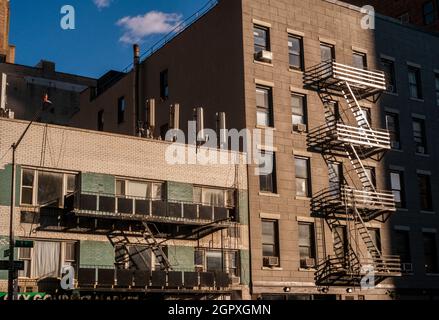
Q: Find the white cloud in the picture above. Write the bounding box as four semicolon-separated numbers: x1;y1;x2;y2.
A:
117;11;183;44
93;0;112;9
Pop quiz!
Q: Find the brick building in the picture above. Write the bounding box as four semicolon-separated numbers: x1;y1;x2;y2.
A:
342;0;439;32
0;0;15;63
0;117;250;300
71;0;439;300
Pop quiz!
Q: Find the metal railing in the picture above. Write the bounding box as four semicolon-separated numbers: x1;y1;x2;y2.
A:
65;191;235;224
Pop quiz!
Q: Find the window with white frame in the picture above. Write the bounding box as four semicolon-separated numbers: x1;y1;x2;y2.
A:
193;187;235;208
18;241;77;279
116;179;163;200
20;169;77;207
193;249;239;276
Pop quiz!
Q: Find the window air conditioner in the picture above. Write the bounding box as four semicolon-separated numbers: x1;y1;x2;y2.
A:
263;256;279;267
256;50;273;63
390;141;400;149
294;123;307;133
387;85;394;93
402;263;413;273
417;146;425;154
231;276;241;285
303;258;316;269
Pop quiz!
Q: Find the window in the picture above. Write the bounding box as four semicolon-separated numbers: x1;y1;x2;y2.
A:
381;59;397;93
21;169;35;205
390;171;406;208
193;187;235;208
18;241;64;279
206;251;223;272
295;157;311;197
418;174;433;211
291;93;307;129
395;230;411;264
408;67;423;99
227;251;239;276
364;167;377;189
368;228;382;252
423;1;435;25
97;110;104;131
262;219;279;265
353;51;367;69
385;113;401;149
413;118;427;154
117;96;126;124
256;86;273;127
259;151;277;193
328;162;342;193
160;69;169;100
423;233;438;273
360;107;372;126
435;73;439;106
254;25;270;55
299;223;316;268
320;43;335;62
288;35;304;70
116;179;163;200
21;170;77;208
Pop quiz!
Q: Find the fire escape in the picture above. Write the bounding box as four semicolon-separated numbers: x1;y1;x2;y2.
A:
304;61;403;286
33;188;238;297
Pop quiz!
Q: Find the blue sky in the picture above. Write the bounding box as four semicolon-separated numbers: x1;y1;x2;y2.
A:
9;0;209;78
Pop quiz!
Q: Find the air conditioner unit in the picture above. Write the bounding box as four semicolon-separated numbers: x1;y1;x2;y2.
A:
231;276;241;285
303;258;316;269
402;263;413;273
263;256;279;267
255;50;273;63
294;123;307;133
387;85;395;93
390;141;400;149
416;146;425;154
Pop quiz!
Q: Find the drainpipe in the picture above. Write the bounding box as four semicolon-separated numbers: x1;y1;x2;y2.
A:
133;44;141;136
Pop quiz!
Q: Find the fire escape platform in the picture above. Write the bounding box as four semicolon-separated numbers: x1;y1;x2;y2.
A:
308;122;391;158
315;256;403;287
304;61;387;99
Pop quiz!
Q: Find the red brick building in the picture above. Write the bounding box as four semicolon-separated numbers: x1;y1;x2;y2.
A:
343;0;439;32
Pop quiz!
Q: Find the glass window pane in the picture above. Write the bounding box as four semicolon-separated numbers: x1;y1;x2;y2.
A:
202;188;225;207
296;179;307;197
21;188;33;205
128;181;149;198
116;180;125;196
37;171;64;207
22;169;34;187
263;244;275;257
320;44;333;62
256;88;269;108
295;158;308;179
257;110;269;126
391;172;401;190
66;174;77;193
206;251;223;272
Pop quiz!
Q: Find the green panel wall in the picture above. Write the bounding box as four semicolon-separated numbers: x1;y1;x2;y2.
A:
237;190;249;225
240;250;250;285
0;165;22;206
81;173;115;195
166;246;194;271
0;236;9;280
79;241;114;268
167;182;193;202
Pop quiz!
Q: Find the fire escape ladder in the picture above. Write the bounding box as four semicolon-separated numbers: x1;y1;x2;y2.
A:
345;144;376;192
352;207;381;259
142;222;173;271
108;231;151;270
339;82;371;130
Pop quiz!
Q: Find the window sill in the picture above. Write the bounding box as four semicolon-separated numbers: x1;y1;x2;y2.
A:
384;91;399;96
292;130;308;135
415;153;430;158
420;210;436;215
397;208;409;212
289;68;304;74
390;148;403;153
262;266;283;271
410;97;424;103
426;273;439;276
256;125;276;131
295;196;311;201
259;192;280;198
254;60;273;67
299;268;316;272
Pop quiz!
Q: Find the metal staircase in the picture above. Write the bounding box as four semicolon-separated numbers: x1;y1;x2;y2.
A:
305;60;402;286
107;222;173;271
